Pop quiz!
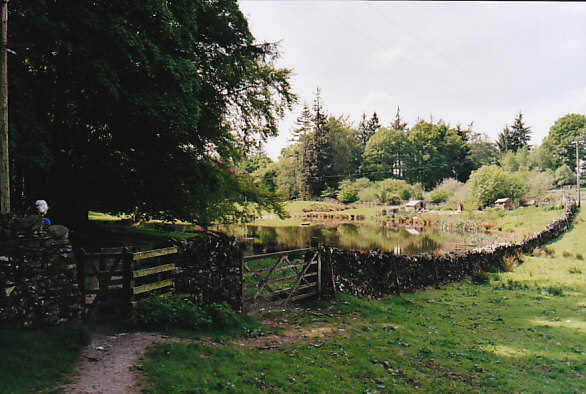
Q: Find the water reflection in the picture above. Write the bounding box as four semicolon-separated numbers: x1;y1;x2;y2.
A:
213;223;481;254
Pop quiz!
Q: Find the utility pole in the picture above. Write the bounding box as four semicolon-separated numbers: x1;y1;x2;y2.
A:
0;0;8;214
576;140;582;208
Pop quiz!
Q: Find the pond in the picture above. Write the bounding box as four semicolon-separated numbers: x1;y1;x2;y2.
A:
213;223;492;255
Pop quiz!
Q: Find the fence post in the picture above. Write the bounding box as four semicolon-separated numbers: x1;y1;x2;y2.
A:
328;247;336;298
317;245;322;298
239;244;245;312
122;248;133;315
77;249;86;305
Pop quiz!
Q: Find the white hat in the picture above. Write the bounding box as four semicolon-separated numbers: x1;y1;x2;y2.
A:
35;200;49;215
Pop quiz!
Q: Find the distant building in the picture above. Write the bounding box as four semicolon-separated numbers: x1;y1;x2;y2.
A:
405;200;425;211
494;198;513;211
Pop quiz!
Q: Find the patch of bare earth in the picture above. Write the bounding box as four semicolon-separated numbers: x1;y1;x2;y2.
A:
57;307;344;393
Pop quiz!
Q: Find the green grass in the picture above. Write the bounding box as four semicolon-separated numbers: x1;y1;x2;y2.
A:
141;209;586;393
0;323;91;393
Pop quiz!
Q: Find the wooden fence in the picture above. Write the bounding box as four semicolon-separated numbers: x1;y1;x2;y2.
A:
78;246;177;317
241;247;322;311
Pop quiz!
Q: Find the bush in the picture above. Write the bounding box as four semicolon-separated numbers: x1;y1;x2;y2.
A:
337;185;358;203
471;270;489;284
466;165;525;208
206;302;239;328
357;187;378;202
554;164;575;187
429;187;451;203
123;297;245;331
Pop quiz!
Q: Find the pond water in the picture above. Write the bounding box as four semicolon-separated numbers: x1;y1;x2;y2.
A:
213;223;491;254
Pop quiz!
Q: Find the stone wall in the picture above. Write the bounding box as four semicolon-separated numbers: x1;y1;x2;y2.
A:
170;230;242;310
329;202;577;298
0;214;82;327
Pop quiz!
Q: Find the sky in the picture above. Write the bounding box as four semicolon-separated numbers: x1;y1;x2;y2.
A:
238;1;586;160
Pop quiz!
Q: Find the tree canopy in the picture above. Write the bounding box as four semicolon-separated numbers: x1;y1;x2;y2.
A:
541;113;586;170
9;0;295;226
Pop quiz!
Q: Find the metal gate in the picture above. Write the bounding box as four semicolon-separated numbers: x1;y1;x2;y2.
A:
241;247;321;311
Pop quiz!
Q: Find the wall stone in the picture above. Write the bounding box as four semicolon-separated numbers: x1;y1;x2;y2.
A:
169;230;242;310
0;214;82;327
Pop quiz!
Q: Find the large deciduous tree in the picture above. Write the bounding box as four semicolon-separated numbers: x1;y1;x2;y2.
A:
541;113;586;170
9;0;295;226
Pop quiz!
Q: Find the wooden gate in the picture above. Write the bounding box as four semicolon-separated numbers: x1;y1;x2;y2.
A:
241;247;321;311
78;246;177;317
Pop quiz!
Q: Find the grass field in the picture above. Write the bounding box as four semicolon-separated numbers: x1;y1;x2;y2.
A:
141;208;585;393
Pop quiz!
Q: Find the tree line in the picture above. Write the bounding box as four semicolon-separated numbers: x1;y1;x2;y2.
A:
245;89;585;207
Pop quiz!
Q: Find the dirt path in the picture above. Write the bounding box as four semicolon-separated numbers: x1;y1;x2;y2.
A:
58;308;342;393
58;325;183;393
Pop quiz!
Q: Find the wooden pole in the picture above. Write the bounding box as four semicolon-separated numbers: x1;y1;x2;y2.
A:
0;1;9;214
577;141;581;208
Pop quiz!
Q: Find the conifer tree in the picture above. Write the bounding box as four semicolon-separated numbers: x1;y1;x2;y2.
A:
356;112;369;147
510;111;531;149
390;106;408;131
292;102;312;141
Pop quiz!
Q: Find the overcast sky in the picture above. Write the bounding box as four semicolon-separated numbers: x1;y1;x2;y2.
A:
239;1;586;160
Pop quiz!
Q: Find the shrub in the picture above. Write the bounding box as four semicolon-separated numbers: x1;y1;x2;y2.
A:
357;187;378;202
554;164;575;187
569;267;582;274
562;250;572;258
466;165;525;208
576;253;583;260
429;187;451;203
471;270;489;284
125;296;213;330
206;302;239;328
502;253;522;272
337;185;358;203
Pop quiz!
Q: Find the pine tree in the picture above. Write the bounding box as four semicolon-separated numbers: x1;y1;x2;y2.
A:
367;112;381;134
297;88;330;198
496;126;515;152
390;106;407;131
292;102;312;141
496;112;531;152
356;112;369;147
509;111;531;150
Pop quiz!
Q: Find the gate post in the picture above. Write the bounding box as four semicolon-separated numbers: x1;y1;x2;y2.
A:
122;248;133;315
239;244;245;312
317;245;322;298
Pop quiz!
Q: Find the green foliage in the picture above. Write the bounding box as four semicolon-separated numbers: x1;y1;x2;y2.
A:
497;112;531;153
554;164;575;187
10;0;295;225
125;297;211;331
337;184;359;204
466;165;525;208
362;127;408;181
429;187;451;203
542;113;586;170
124;297;242;331
520;170;554;201
404;121;473;189
468;132;499;168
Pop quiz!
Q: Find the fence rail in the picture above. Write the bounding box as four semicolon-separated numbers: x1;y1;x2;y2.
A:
241;246;322;311
78;246;178;317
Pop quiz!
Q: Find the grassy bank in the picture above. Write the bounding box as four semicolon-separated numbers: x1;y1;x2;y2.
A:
0;324;90;393
141;209;585;393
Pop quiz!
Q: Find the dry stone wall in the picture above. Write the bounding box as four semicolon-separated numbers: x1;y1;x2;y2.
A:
329;202;577;298
169;230;242;310
0;214;82;327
